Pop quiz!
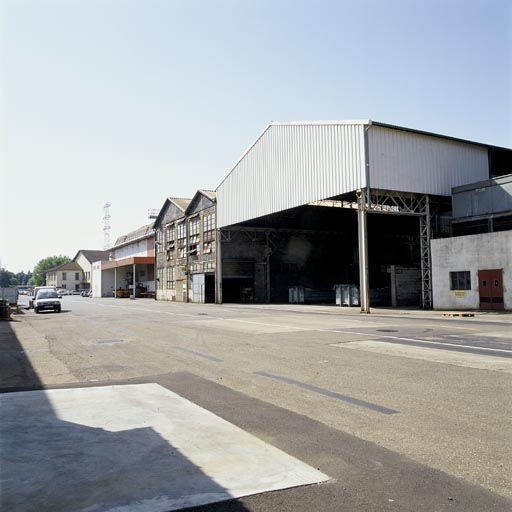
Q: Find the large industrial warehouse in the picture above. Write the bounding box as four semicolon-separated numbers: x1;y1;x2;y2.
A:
215;120;512;311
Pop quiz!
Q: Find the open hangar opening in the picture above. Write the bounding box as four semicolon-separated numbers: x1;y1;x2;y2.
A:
215;120;494;311
218;191;450;307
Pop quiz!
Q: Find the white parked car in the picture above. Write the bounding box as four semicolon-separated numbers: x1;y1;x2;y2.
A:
29;286;57;309
34;289;62;314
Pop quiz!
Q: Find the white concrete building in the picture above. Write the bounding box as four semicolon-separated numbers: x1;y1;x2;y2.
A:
432;231;511;310
73;250;110;292
431;175;512;310
96;224;155;298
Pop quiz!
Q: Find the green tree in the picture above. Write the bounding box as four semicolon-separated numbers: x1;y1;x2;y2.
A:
32;256;71;286
0;269;16;287
16;271;30;285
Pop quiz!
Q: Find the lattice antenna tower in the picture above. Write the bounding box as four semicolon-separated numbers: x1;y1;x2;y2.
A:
103;202;111;250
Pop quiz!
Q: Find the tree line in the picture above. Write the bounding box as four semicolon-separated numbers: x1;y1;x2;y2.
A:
0;255;71;287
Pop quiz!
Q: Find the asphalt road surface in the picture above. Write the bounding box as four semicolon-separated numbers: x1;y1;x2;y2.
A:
2;296;511;511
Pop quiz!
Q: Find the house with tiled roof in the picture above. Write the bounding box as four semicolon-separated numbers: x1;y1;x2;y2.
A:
46;261;84;291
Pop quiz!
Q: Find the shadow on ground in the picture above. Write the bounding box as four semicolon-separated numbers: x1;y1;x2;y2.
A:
0;320;251;512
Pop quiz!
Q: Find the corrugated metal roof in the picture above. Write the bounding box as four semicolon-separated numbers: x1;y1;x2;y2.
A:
270;120;508;149
217;120;503;228
113;224;155;248
368;125;489;195
217;122;366;227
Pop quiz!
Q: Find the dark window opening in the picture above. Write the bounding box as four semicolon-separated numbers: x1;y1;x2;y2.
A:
450;271;471;290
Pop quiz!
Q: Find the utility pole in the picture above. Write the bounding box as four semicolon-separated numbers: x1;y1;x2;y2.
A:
103;203;111;250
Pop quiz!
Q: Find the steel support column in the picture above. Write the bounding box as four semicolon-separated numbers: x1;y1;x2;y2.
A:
133;263;136;299
357;189;370;313
215;229;223;304
265;232;271;303
420;195;433;309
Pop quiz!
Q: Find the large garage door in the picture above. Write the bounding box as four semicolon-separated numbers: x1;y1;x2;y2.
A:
192;274;205;303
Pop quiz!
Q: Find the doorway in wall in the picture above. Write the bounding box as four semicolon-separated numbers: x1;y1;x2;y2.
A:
478;269;504;310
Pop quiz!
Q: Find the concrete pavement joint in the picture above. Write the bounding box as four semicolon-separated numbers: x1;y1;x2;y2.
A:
175;346;224;362
255;371;399;415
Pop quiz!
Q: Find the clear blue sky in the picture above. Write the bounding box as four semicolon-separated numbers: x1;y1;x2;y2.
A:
1;0;511;273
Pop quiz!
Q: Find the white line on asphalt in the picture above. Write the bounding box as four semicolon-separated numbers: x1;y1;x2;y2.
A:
76;301;512;354
326;330;512;354
226;317;308;330
436;325;478;331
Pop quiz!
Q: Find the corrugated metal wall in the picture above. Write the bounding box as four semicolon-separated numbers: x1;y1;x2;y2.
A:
368;126;489;195
452;175;512;218
217;122;367;228
217;121;493;228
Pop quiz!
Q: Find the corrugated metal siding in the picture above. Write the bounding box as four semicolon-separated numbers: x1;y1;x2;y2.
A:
218;123;366;227
369;126;489;195
452;175;512;218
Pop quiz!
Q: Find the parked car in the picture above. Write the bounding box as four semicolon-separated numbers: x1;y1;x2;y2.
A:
34;289;61;313
29;286;57;309
58;289;69;296
70;290;81;295
81;290;92;297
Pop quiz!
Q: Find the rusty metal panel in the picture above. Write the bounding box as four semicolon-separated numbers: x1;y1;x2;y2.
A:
217;122;367;228
368;125;489;195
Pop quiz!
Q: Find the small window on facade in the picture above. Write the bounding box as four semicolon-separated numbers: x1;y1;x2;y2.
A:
450;271;471;290
75;272;79;280
62;272;67;280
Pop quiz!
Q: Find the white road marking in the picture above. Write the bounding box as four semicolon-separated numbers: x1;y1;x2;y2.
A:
327;330;512;355
76;301;511;354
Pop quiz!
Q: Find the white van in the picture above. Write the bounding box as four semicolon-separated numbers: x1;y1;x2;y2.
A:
29;286;57;309
34;288;62;314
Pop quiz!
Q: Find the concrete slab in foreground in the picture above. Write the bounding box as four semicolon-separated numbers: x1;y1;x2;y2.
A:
0;383;328;512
